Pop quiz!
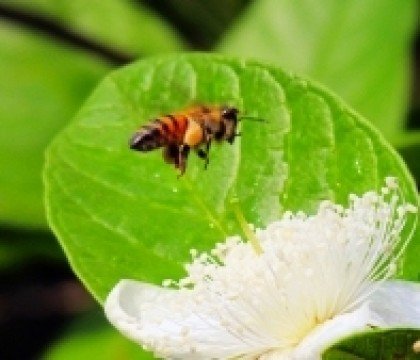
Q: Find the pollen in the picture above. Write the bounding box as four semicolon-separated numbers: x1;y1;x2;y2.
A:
105;178;418;359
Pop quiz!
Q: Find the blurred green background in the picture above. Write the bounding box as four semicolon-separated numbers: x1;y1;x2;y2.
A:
0;1;418;359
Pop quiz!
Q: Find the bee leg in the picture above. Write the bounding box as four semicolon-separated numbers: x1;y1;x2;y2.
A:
227;133;241;145
204;141;211;169
196;149;209;170
177;144;190;177
196;149;207;159
162;144;178;165
195;140;211;169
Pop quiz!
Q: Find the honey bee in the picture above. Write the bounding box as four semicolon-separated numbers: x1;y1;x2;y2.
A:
129;105;241;176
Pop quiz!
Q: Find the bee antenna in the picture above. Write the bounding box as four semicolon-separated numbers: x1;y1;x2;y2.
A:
239;116;267;123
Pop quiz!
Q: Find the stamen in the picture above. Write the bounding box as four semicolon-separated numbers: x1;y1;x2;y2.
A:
106;178;418;359
230;197;264;255
413;340;420;354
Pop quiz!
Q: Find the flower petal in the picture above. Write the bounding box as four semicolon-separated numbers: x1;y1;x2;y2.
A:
283;280;420;359
288;304;375;359
104;182;418;360
369;280;420;326
104;280;276;359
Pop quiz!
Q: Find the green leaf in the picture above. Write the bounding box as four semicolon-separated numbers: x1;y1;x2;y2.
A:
44;312;153;360
218;0;417;141
0;0;186;228
1;0;186;55
395;131;420;184
402;225;420;283
44;53;418;302
393;131;420;282
0;20;110;228
322;328;420;359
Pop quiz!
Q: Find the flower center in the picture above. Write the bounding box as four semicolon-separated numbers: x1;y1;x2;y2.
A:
176;179;417;356
110;178;417;360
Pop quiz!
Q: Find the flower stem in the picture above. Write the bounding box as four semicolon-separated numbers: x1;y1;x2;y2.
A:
230;198;264;255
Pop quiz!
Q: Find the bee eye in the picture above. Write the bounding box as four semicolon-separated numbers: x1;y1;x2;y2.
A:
222;107;238;120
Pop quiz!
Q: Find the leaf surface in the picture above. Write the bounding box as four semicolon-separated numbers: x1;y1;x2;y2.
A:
395;131;420;184
0;20;110;227
1;0;186;56
393;131;420;282
44;54;418;302
219;0;417;140
323;329;420;360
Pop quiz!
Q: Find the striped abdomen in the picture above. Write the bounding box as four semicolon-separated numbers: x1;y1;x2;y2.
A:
130;115;188;152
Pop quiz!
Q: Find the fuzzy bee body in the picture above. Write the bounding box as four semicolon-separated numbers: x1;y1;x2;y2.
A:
129;105;239;175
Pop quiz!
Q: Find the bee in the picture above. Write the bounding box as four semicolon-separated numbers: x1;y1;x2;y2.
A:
129;105;241;176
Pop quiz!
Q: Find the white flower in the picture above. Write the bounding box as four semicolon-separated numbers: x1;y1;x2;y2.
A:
105;178;420;359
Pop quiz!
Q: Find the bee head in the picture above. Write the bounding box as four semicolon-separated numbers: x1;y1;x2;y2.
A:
221;106;239;122
220;106;239;144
